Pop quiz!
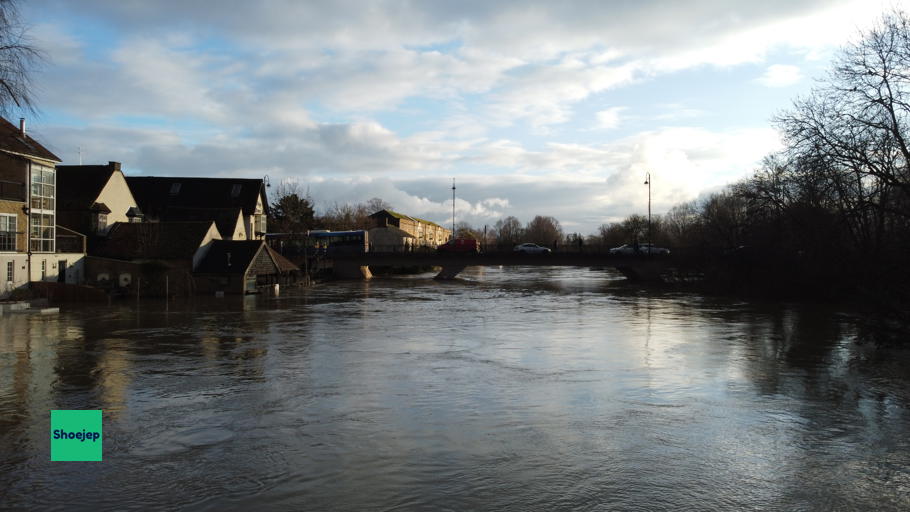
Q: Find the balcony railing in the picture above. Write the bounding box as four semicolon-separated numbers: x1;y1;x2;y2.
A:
56;226;86;254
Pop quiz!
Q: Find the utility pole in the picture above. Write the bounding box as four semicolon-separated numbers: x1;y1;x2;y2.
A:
451;178;456;240
644;172;651;256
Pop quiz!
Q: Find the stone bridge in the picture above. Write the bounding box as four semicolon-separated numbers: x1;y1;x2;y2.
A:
323;252;675;281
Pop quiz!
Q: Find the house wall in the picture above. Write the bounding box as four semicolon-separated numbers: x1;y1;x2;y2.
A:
368;227;415;252
0;253;28;298
195;273;245;295
370;212;450;248
229;211;246;240
0;151;27;185
244;195;267;240
96;170;139;232
249;246;279;276
0;199;27;253
0;152;28;255
28;253;85;284
85;256;196;297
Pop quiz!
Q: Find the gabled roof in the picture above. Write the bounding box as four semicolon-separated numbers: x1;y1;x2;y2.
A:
125;176;268;217
263;244;299;273
94;221;219;261
56;164;120;210
0;117;60;163
195;239;298;275
196;240;300;275
162;206;244;239
369;209;448;230
195;240;264;274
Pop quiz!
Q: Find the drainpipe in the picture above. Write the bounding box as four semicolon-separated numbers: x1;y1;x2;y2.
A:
26;160;31;287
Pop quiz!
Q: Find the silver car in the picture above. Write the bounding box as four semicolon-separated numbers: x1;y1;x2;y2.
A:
513;243;552;254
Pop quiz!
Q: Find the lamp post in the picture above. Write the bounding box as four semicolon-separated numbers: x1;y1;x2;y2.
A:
451;178;456;240
644;172;651;256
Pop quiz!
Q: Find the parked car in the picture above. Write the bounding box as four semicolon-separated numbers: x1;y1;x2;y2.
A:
513;243;552;254
438;238;481;253
609;243;670;256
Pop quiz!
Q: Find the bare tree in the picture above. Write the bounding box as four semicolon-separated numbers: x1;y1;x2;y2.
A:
493;216;523;248
775;9;910;254
454;221;479;239
0;0;41;116
524;215;563;247
365;197;393;214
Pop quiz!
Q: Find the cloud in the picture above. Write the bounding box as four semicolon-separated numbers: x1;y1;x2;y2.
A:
595;107;625;130
20;0;888;235
756;64;802;87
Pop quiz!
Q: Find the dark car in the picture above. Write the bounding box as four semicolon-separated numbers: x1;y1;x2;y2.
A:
438;238;481;253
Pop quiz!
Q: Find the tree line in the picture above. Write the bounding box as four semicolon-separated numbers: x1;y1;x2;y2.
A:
268;182;570;249
271;11;910;310
593;11;910;308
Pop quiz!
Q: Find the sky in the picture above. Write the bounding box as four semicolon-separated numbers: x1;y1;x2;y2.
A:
17;0;907;234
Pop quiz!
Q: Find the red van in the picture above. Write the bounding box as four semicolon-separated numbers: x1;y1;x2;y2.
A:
437;238;481;253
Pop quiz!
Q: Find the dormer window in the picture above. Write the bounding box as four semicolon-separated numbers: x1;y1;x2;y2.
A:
169;183;182;196
94;213;107;234
126;206;144;223
231;184;242;198
90;203;112;234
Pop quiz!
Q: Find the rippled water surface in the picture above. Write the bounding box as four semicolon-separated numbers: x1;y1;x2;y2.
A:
2;266;909;511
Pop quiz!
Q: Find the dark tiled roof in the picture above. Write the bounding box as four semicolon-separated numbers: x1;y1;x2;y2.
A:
195;240;265;274
162;206;244;239
56;164;119;211
369;209;447;229
94;221;218;261
125;176;268;218
0;117;60;162
195;240;300;275
90;202;111;214
264;244;299;273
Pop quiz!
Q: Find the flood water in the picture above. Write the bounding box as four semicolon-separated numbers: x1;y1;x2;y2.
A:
1;266;909;511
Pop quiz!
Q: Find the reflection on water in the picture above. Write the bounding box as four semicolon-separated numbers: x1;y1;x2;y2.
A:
1;266;909;511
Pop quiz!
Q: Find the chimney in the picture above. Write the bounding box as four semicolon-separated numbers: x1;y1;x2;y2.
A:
19;118;25;136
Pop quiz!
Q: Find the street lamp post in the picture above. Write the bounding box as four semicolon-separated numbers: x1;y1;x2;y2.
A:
644;172;651;256
451;178;456;240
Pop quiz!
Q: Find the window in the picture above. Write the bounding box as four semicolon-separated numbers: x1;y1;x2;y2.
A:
231;184;242;197
30;213;55;252
94;213;108;233
41;260;46;280
0;214;16;251
255;214;267;237
169;183;182;196
29;164;55;253
6;261;12;282
30;165;55;211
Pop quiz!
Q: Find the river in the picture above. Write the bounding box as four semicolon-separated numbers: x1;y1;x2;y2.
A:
1;266;909;511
